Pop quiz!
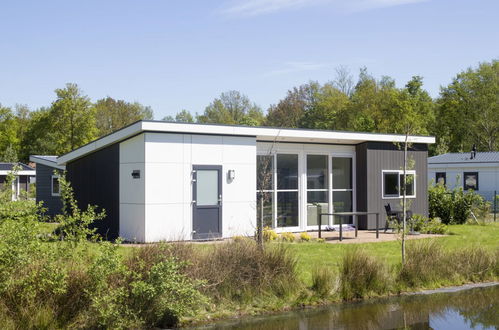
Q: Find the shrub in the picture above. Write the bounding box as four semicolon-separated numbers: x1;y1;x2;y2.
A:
429;183;489;224
453;246;496;281
408;215;448;234
299;232;311;242
311;267;336;297
428;183;453;223
54;174;106;244
197;239;298;301
340;248;389;300
263;226;278;241
316;238;325;243
400;239;449;287
422;218;448;234
280;232;295;242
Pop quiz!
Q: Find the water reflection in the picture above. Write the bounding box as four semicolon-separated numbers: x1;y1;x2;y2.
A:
191;285;498;329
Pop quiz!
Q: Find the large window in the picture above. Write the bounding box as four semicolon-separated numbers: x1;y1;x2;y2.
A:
382;170;416;198
276;154;298;227
332;157;353;224
463;172;478;191
256;154;299;228
307;155;328;226
257;155;274;227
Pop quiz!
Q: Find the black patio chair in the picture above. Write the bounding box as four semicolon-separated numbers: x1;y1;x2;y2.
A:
384;203;413;232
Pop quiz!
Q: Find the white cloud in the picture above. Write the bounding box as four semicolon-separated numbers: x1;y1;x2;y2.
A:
220;0;428;17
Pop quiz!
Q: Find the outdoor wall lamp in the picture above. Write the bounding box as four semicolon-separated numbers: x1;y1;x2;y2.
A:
131;170;140;179
228;169;235;181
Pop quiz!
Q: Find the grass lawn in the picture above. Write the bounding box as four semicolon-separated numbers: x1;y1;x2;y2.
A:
37;221;499;286
286;223;499;285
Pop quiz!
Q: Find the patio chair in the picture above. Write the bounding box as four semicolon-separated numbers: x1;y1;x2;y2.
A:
384;203;413;232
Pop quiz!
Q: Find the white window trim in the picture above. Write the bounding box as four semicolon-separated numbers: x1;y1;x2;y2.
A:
382;170;416;199
51;175;60;197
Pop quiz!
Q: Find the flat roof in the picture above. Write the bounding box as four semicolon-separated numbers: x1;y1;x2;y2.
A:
30;155;66;170
58;120;436;165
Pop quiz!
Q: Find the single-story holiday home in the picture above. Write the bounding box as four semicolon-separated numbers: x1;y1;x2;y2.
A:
57;120;435;242
428;151;499;202
0;163;35;200
29;155;65;217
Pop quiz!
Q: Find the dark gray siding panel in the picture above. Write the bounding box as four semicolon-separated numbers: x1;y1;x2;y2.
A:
36;164;63;217
362;142;428;230
355;143;368;228
66;144;120;240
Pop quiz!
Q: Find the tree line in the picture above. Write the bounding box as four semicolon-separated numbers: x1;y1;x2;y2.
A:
1;60;497;163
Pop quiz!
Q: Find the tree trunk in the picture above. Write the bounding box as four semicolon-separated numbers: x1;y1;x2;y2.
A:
402;133;408;265
258;195;264;249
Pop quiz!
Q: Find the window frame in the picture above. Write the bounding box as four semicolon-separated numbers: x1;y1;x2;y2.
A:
463;172;479;191
51;175;60;197
435;172;446;185
381;170;416;199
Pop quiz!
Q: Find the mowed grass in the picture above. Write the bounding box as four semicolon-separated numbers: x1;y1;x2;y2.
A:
285;223;499;285
37;221;499;286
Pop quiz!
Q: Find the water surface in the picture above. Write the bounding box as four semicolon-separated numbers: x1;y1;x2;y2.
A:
191;284;499;329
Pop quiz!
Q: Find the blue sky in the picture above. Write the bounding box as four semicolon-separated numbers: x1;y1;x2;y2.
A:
0;0;498;119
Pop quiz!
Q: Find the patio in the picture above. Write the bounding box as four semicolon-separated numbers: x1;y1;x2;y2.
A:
293;230;443;244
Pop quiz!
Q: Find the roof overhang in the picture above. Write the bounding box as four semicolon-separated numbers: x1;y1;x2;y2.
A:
30;155;65;170
0;170;35;175
57;121;436;165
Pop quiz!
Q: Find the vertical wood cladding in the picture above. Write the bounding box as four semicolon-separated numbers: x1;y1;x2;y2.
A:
355;142;429;230
66;144;119;240
35;164;63;217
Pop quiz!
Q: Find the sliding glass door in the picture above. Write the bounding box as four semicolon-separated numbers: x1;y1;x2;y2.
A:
306;155;328;226
276;154;299;228
332;157;353;224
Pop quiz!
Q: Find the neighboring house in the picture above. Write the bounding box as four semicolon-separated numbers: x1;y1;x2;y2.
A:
56;120;435;242
0;163;36;200
29;155;65;217
428;151;499;202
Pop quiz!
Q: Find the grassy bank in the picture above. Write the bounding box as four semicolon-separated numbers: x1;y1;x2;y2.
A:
2;207;499;328
288;223;499;285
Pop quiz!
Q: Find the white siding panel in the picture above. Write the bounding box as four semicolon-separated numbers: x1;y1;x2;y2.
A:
222;201;256;238
191;135;224;164
223;163;256;203
119;201;145;242
120;163;145;204
119;134;146;242
145;204;189;242
119;134;144;163
145;133;184;163
145;163;184;204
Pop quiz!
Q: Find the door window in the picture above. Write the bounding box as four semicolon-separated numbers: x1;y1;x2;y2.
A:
196;170;219;205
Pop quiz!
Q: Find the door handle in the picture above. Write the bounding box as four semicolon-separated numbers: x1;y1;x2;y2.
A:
218;195;222;205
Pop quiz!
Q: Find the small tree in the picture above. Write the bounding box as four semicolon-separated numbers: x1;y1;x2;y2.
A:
55;172;106;245
388;77;432;265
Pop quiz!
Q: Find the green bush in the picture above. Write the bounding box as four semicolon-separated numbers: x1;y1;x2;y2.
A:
428;183;488;224
400;239;449;287
408;214;448;234
340;248;389;300
311;267;336;298
55;174;106;244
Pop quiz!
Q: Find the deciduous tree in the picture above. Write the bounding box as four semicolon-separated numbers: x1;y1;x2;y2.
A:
198;90;264;126
94;97;153;136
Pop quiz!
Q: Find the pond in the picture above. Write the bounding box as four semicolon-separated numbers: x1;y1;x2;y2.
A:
190;283;499;329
